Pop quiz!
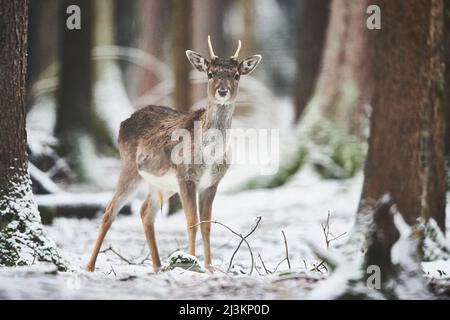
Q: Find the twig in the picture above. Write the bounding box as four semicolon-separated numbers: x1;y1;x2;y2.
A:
258;253;272;275
192;216;261;275
322;211;332;248
302;259;308;270
273;258;287;273
106;265;116;277
281;231;291;270
100;245;149;265
311;261;328;273
321;211;347;248
100;246;134;264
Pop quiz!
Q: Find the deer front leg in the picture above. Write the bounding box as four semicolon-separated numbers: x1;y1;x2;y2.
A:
178;180;198;256
199;185;217;271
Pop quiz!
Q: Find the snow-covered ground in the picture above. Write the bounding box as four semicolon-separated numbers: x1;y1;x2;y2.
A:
0;169;355;299
1;167;449;299
5;77;449;299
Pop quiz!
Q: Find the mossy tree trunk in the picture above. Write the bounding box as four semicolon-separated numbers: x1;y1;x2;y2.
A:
237;0;371;191
294;0;330;121
0;0;64;269
360;0;446;230
308;0;372;137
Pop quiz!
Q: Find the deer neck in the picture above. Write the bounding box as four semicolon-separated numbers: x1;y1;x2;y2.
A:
202;101;235;132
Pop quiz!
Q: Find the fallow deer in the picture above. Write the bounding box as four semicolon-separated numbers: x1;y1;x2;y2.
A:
86;36;261;272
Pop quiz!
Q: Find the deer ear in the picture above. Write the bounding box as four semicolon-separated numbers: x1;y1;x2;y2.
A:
239;55;262;75
186;50;209;72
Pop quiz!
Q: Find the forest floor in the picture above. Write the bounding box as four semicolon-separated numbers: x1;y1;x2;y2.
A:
1;168;449;299
2;87;449;299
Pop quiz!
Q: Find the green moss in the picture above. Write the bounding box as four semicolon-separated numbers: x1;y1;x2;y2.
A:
310;121;365;180
39;206;56;225
161;251;206;273
236;146;307;191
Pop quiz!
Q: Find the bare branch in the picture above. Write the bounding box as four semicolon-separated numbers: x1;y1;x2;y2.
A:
192;217;261;275
100;245;149;266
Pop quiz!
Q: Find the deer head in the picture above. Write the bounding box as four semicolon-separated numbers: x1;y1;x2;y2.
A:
186;36;262;104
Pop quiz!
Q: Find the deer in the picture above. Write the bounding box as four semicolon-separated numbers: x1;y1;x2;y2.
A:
86;36;261;273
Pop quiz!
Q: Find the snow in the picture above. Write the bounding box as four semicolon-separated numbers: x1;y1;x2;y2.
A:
0;172;65;269
1;165;449;298
12;63;450;299
0;168;362;299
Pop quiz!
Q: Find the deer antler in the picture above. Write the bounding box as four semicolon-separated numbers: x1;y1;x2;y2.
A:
208;35;218;59
231;40;242;60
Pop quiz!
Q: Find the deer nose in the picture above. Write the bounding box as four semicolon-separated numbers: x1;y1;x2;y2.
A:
218;88;228;97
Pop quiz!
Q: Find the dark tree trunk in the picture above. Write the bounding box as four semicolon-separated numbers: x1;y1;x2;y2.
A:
55;0;112;178
114;0;139;96
360;0;446;230
0;1;29;185
0;0;63;268
56;0;94;142
445;0;450;162
136;0;166;98
26;0;60;110
294;0;330;122
171;0;192;112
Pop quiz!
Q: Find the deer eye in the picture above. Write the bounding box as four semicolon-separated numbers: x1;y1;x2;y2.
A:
208;72;213;79
234;73;240;81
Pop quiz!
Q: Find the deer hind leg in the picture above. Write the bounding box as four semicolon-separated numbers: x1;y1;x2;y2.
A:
178;180;198;256
199;186;217;271
86;167;140;272
139;192;163;272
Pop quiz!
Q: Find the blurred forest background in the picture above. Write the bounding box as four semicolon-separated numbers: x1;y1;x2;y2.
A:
25;0;336;218
1;0;450;299
24;0;449;222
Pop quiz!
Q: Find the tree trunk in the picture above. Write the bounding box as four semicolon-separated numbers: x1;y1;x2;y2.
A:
136;0;165;98
294;0;330;121
311;0;372;136
171;0;192;112
235;0;371;191
360;0;446;230
191;0;230;105
445;0;450;164
0;0;64;269
55;0;112;180
26;0;60;110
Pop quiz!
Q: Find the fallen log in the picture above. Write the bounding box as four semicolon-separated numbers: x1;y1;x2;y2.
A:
35;192;131;224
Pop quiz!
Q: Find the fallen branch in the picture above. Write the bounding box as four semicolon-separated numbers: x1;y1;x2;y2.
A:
100;245;149;266
192;216;261;275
